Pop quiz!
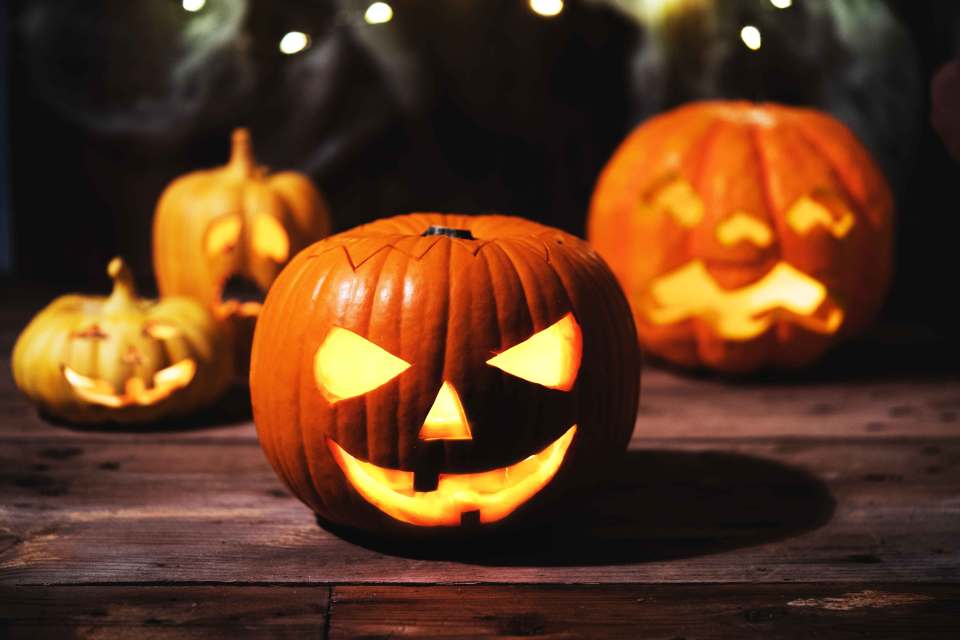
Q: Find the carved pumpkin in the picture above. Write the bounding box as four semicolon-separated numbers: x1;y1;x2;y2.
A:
12;258;233;424
153;128;332;369
250;213;640;537
588;101;893;372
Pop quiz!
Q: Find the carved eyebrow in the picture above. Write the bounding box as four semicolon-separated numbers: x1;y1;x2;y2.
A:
786;196;855;238
72;324;109;339
647;178;704;227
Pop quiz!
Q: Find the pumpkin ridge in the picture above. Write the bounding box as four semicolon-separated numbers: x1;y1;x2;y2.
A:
360;247;397;467
686;118;728;359
747;122;785;264
290;258;333;513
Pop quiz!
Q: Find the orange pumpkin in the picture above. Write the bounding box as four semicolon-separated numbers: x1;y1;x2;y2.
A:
153;128;332;369
250;213;640;537
588;101;893;372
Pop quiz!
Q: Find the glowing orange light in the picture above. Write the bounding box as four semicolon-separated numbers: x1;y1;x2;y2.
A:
419;381;472;440
328;425;576;526
786;196;855;238
143;322;180;340
251;214;290;262
205;216;242;256
644;260;843;339
63;359;197;408
716;212;773;247
651;178;704;227
314;327;411;403
486;313;582;391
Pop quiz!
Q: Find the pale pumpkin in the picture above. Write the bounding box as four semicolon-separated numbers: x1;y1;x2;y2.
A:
153;128;332;368
588;101;894;372
13;258;233;424
250;213;641;538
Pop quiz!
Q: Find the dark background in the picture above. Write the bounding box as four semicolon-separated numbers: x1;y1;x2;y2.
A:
2;0;959;331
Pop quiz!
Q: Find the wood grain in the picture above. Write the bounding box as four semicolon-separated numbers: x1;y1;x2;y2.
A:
327;584;960;639
1;434;957;585
0;585;329;639
1;584;956;639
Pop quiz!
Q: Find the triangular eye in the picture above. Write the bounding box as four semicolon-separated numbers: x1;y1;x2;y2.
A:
314;327;411;404
486;313;582;391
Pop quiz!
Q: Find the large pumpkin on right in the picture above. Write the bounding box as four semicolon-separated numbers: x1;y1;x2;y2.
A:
588;101;894;373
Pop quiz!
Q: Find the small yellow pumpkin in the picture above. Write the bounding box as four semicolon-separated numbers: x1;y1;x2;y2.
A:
12;258;233;424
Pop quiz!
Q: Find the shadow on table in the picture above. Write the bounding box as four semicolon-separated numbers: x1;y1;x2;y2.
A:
323;448;835;566
40;382;252;433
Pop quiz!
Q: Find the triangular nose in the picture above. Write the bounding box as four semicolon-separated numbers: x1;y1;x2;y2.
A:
419;381;472;441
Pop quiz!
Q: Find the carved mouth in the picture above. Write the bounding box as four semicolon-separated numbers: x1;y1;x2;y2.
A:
62;359;197;408
641;260;843;340
327;425;577;527
215;275;264;319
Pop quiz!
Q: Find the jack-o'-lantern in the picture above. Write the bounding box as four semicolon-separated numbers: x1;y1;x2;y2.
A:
153;128;332;370
250;213;640;537
12;258;233;424
588;101;893;372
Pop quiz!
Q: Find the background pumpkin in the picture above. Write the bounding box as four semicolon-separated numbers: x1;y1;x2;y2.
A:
12;258;233;424
250;213;640;538
588;100;893;373
153;128;332;371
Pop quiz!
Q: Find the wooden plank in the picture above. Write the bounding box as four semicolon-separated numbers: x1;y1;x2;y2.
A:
0;585;329;639
637;369;960;440
328;584;960;639
2;436;957;585
1;584;956;639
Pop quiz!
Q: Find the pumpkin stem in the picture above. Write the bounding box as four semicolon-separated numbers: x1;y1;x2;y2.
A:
228;128;256;177
104;257;138;311
421;225;475;240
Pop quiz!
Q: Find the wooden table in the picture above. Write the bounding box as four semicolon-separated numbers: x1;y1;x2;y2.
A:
2;292;959;638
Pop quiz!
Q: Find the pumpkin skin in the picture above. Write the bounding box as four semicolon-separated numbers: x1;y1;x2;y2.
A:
153;128;332;370
250;213;640;538
12;258;233;424
588;101;893;373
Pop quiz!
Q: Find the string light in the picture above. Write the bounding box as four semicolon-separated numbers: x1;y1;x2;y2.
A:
530;0;564;18
770;0;792;8
279;31;310;55
364;2;394;24
182;0;205;12
740;25;762;51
